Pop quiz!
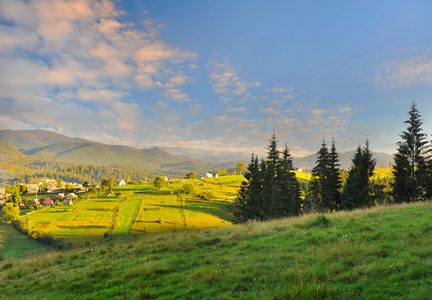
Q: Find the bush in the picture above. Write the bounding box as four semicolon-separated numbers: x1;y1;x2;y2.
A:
182;183;194;195
198;191;216;200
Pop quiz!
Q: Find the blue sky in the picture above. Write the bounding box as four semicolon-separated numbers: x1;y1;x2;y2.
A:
0;0;431;157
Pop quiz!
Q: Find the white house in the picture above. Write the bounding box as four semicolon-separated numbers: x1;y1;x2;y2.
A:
117;179;126;186
204;173;213;178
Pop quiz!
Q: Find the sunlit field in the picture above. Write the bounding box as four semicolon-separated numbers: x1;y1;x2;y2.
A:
21;176;244;247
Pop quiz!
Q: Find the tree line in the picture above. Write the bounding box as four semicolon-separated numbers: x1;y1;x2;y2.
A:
232;100;432;222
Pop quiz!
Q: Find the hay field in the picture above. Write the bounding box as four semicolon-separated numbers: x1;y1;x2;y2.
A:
22;176;244;246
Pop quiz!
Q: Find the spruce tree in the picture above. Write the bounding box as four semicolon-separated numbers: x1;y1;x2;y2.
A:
232;132;301;222
341;141;376;210
309;139;342;212
277;144;301;217
310;140;330;212
327;138;342;211
233;153;262;222
392;100;428;203
264;131;280;218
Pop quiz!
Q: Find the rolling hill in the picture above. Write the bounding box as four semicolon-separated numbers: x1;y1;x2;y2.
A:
0;130;244;181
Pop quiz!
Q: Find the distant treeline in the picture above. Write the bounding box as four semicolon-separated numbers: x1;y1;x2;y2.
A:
2;158;165;184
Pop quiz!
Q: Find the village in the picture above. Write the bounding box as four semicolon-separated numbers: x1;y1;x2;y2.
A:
0;177;112;209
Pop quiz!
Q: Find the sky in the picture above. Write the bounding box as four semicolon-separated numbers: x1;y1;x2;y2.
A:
0;0;431;157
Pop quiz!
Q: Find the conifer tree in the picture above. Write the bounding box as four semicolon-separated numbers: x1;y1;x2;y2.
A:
310;140;330;212
341;141;376;210
232;132;301;222
327;138;342;211
233;153;261;222
392;100;428;203
264;131;280;218
309;139;342;212
277;144;301;216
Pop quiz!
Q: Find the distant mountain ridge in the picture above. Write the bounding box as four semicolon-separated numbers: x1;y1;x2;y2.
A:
155;146;249;163
293;151;393;171
0;129;393;182
0;130;246;181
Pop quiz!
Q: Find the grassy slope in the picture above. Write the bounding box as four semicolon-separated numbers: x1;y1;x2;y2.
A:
1;202;432;299
0;220;51;259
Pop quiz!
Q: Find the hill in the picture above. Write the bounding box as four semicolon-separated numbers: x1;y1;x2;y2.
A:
0;130;246;182
159;146;250;163
1;202;431;299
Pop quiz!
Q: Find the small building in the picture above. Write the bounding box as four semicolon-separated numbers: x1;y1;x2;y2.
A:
63;199;74;205
19;202;25;207
204;173;213;178
294;168;303;172
43;198;53;206
117;179;126;186
65;193;77;199
31;199;41;206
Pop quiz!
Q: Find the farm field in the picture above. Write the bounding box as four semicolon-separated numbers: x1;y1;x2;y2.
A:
0;219;51;259
21;176;245;247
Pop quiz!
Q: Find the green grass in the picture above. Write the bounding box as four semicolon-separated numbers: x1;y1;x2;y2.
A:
114;198;143;235
1;201;432;299
0;220;51;259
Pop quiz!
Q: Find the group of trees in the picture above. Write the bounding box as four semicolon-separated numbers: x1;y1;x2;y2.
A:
231;132;301;222
8;163;163;187
233;100;432;223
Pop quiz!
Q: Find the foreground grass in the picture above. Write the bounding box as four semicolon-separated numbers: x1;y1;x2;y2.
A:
1;201;432;299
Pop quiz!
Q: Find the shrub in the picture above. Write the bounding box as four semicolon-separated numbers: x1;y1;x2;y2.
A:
182;183;194;195
306;215;332;228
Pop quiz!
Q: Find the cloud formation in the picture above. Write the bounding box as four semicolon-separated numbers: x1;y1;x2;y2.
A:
206;57;261;98
0;0;358;157
376;50;432;88
0;0;196;143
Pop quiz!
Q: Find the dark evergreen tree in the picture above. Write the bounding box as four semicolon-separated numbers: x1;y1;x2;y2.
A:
232;132;301;222
341;141;376;210
277;144;301;216
310;140;330;212
264;131;280;218
233;153;261;222
327;138;342;211
309;139;342;212
392;100;428;203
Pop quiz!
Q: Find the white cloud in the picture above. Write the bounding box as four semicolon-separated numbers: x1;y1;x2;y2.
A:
376;50;432;88
206;57;259;97
226;106;247;113
0;0;197;141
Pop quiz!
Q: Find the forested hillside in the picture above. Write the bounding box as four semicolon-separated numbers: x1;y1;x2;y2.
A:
0;130;243;183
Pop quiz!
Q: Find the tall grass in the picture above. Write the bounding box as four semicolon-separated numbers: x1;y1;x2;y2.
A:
1;201;432;299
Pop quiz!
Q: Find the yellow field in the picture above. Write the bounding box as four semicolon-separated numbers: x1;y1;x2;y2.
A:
374;168;394;178
22;176;244;247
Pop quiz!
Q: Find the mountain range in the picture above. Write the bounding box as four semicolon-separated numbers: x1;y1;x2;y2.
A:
0;129;246;182
0;129;393;183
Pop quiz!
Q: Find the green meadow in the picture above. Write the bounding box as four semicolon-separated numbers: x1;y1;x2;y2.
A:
1;201;431;299
0;219;50;259
19;176;245;248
